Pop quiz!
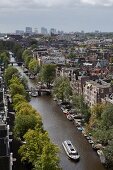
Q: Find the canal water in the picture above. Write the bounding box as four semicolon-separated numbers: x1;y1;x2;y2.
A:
15;65;106;170
30;96;106;170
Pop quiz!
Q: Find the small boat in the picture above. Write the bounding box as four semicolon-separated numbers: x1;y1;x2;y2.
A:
29;74;35;79
29;88;38;97
62;140;80;160
30;91;38;97
66;114;73;121
97;150;106;164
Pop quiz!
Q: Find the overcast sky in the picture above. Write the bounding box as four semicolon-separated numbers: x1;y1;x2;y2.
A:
0;0;113;33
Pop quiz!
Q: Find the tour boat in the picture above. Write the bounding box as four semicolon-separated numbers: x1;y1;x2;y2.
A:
62;140;80;160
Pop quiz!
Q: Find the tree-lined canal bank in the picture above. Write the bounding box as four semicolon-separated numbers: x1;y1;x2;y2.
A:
14;65;106;170
30;96;106;170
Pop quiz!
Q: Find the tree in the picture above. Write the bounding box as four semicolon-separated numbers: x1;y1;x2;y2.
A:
12;94;27;106
53;76;72;101
22;49;32;60
40;64;56;88
20;76;29;90
91;103;105;119
28;59;40;75
19;130;50;163
14;102;37;116
9;82;26;97
14;114;39;139
90;104;113;145
34;143;61;170
101;104;113;129
104;140;113;168
0;51;9;67
4;66;19;84
16;48;24;62
67;53;77;59
88;103;105;130
19;129;61;170
72;94;90;123
22;49;32;67
93;126;111;145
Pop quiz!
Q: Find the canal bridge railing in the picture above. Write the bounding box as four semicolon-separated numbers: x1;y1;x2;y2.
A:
26;87;52;96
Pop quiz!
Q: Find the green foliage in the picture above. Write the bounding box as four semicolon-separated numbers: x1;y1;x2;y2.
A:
91;103;105;119
30;44;38;50
12;94;27;106
13;44;23;62
92;127;111;145
28;59;40;74
0;51;9;67
104;140;113;168
40;64;56;87
22;49;32;67
67;53;77;59
19;130;50;163
0;40;23;62
28;38;38;46
53;76;72;101
9;82;26;98
9;76;21;85
20;76;28;90
14;114;39;139
19;129;60;170
14;102;36;115
71;94;90;122
4;66;19;84
89;103;113;162
22;49;31;59
16;48;24;62
34;143;60;170
87;103;105;131
101;104;113;129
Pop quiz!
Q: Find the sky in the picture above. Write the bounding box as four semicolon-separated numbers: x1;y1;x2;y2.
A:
0;0;113;33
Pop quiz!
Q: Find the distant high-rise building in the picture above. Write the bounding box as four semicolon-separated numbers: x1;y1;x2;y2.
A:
50;28;57;35
34;28;38;34
41;27;48;35
25;27;32;35
16;30;24;35
58;30;64;35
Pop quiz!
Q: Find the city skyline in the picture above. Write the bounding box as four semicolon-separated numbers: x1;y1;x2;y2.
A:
0;0;113;33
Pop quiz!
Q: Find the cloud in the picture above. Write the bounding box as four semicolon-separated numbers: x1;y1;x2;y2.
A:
0;0;113;10
81;0;113;6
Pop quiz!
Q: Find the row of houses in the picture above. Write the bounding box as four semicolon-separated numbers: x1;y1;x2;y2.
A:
58;66;113;107
30;33;113;108
0;70;15;170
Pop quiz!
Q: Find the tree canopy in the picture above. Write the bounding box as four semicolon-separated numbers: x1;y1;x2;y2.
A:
53;76;72;101
4;66;19;84
40;64;56;87
19;129;60;170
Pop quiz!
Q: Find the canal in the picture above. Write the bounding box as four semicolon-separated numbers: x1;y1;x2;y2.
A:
16;65;106;170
